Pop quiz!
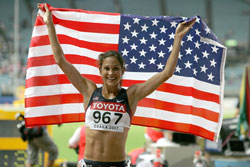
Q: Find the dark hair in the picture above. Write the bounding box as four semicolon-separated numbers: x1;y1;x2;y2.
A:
98;50;125;69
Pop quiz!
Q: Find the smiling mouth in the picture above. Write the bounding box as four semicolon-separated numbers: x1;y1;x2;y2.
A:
109;79;116;82
106;77;116;81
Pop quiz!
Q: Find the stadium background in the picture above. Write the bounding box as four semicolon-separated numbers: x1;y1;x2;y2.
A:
0;0;249;166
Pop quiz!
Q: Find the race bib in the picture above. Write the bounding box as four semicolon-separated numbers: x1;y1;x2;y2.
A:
89;111;125;132
86;101;129;132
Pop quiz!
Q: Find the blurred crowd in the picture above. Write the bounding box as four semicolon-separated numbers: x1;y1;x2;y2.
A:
0;20;27;95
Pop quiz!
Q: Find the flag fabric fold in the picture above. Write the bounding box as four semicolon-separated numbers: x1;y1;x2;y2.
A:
25;4;227;141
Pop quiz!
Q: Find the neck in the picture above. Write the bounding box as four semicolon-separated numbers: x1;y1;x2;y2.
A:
102;85;121;99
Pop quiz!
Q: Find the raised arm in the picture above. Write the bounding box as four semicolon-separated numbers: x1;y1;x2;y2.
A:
38;4;96;98
127;18;196;111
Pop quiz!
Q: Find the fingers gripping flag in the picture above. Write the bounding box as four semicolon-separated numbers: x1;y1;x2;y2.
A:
25;4;227;141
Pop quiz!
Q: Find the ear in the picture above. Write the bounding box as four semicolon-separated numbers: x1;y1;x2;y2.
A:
121;67;125;75
99;67;102;75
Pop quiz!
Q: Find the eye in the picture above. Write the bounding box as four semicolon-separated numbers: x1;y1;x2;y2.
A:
104;67;109;71
113;67;120;71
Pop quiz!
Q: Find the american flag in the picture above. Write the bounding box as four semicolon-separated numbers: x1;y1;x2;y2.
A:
25;4;227;141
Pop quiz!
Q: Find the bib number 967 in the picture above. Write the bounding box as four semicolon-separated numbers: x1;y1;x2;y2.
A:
93;111;123;125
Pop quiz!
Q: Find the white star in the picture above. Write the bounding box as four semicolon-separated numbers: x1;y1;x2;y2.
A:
157;63;164;70
121;49;129;56
149;57;156;64
168;32;175;39
150;32;157;39
194;54;200;63
184;61;192;68
201;37;209;45
181;40;185;46
203;40;209;45
200;64;208;73
124;22;131;30
139;49;147;57
195;28;201;36
185;47;193;55
208;72;214;81
186;34;193;41
195;17;200;23
211;45;218;53
149;44;157;52
178;53;183;60
130;43;138;50
158;50;165;58
131;30;139;37
138;62;146;69
181;16;188;20
193;68;198;76
140;37;147;44
141;24;149;32
158;38;166;45
133;18;140;24
168;45;173;52
202;50;209;58
152;19;159;26
194;41;201;49
160;25;167;33
170;21;178;28
175;65;182;73
130;56;137;64
205;27;211;34
210;59;217;67
122;36;130;44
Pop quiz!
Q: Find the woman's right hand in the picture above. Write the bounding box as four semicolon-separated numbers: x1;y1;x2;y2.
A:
37;3;53;25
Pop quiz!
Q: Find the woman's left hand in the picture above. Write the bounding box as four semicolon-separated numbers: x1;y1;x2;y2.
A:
175;17;196;38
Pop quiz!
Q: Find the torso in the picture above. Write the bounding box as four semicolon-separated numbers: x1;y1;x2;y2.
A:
84;87;132;161
84;127;129;161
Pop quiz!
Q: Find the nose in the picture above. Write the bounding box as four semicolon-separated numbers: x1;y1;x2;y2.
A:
108;69;114;75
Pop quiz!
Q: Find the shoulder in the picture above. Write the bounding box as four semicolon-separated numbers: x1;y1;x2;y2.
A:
126;84;138;99
126;85;139;113
83;85;98;108
84;81;97;96
91;87;102;97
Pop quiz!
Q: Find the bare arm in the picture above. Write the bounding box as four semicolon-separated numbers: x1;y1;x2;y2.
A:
38;4;96;98
127;18;196;110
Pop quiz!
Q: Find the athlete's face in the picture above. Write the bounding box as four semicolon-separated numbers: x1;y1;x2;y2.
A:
100;56;124;87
